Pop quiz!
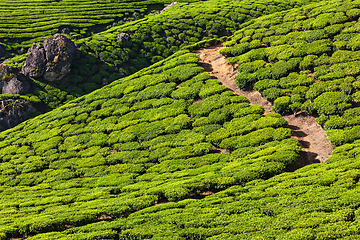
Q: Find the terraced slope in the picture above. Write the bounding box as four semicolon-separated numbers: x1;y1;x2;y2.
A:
2;49;360;239
0;0;322;118
76;0;321;77
220;0;360;146
6;0;360;239
0;51;300;239
0;0;183;56
112;146;360;239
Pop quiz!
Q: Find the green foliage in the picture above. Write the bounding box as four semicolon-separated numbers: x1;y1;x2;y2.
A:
313;92;352;115
0;0;195;57
273;96;291;115
262;87;287;101
0;0;325;120
8;0;360;239
220;0;360;119
0;50;298;239
38;0;320;111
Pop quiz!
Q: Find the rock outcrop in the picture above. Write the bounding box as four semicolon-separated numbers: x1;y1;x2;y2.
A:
62;28;71;34
117;33;129;45
0;64;15;78
102;78;109;86
160;2;177;13
0;64;32;95
22;34;80;81
2;77;32;95
22;43;46;78
43;34;80;81
0;99;36;132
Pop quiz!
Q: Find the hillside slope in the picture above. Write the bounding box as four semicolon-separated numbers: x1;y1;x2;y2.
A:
2;43;360;240
0;0;188;58
220;0;360;146
196;45;334;167
6;0;360;239
0;50;300;239
1;0;322;115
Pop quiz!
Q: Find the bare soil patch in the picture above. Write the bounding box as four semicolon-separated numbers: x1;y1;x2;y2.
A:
212;146;230;154
194;46;334;166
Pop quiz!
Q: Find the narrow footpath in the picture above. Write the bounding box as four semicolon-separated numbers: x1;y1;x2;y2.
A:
194;46;334;168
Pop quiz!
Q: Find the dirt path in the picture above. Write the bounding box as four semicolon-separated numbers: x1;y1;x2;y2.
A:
194;46;334;167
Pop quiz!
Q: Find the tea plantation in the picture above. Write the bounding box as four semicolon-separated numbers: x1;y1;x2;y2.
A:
1;0;320;114
0;50;302;239
0;0;195;56
221;0;360;142
4;0;360;238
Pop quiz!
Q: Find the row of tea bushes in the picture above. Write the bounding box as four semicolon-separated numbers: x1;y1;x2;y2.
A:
311;107;360;145
24;135;360;239
103;148;360;239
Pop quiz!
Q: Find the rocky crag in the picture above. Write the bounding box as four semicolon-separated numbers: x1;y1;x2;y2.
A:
22;33;80;81
0;34;80;131
0;65;35;131
0;99;36;131
0;65;32;95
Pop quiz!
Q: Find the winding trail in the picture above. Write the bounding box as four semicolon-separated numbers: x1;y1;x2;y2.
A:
194;46;334;168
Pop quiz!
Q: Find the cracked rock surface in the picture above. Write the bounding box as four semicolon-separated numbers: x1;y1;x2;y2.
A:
22;34;80;81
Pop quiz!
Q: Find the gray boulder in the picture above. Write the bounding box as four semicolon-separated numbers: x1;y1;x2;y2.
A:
117;33;129;45
22;43;46;78
0;64;32;95
42;34;80;81
2;77;31;95
0;99;36;132
62;28;71;34
22;34;80;81
0;64;15;78
27;42;39;53
0;64;15;87
160;2;177;13
102;78;109;86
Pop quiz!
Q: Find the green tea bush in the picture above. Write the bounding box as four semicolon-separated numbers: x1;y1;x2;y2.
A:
313;92;352;115
323;115;348;130
273;96;291;115
262;87;287;101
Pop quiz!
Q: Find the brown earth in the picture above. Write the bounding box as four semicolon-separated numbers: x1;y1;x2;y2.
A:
194;46;334;168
